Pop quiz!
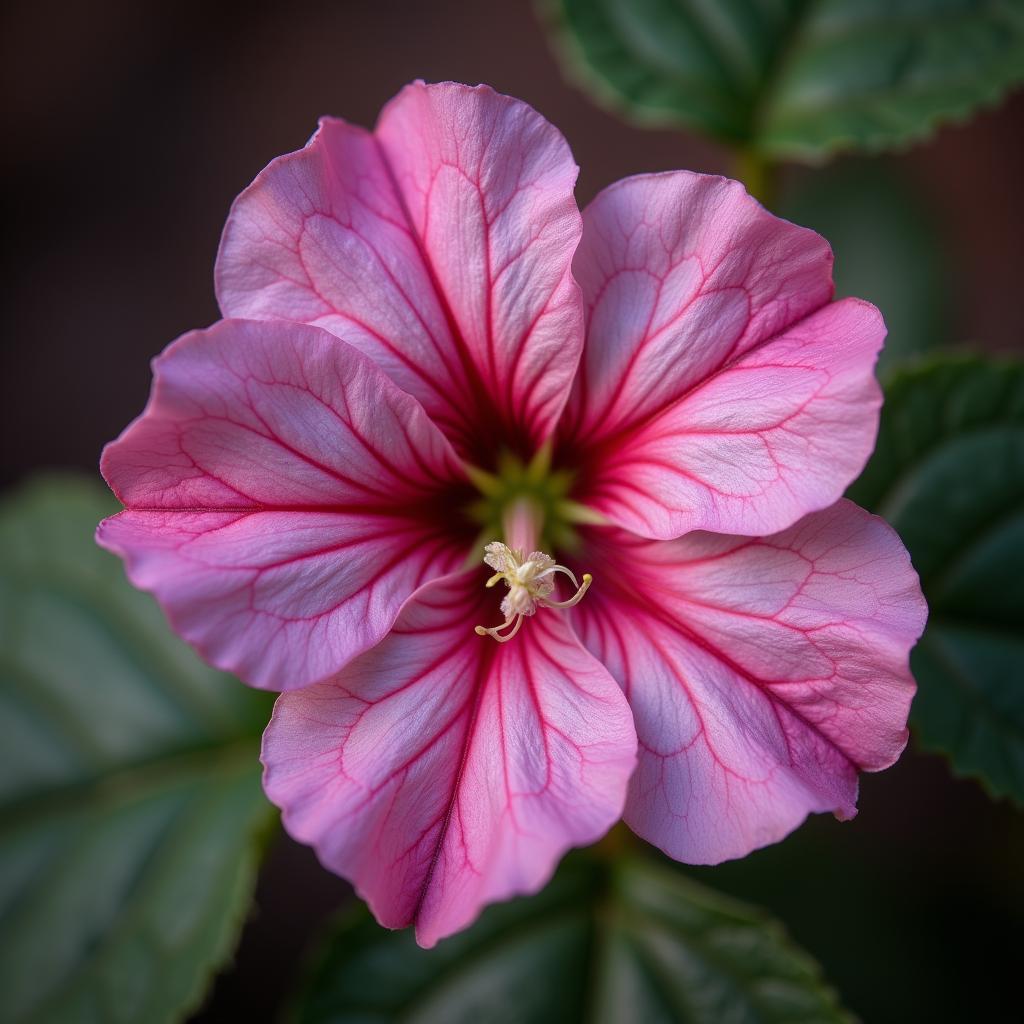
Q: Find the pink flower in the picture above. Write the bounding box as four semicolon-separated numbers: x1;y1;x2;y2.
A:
98;82;926;947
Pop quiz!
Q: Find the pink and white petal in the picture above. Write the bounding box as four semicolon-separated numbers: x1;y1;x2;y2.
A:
217;81;584;459
571;500;926;864
97;319;468;690
568;173;834;440
98;510;461;691
590;299;884;538
566;171;883;538
216;117;457;427
262;572;636;947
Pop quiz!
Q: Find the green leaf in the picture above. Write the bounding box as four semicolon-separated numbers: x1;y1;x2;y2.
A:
779;160;951;378
0;476;275;1024
848;358;1024;803
542;0;1024;160
294;854;852;1024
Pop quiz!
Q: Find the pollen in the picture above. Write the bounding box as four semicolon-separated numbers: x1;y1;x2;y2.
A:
474;541;592;643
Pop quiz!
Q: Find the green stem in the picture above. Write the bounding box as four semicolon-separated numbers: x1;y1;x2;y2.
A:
591;821;641;862
735;147;777;209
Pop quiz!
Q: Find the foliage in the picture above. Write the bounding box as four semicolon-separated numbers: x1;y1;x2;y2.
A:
849;358;1024;803
543;0;1024;161
295;852;852;1024
0;478;274;1024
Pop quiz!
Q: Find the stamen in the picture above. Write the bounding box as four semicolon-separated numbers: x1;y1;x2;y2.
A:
475;540;592;643
535;563;581;587
474;614;524;644
539;573;592;609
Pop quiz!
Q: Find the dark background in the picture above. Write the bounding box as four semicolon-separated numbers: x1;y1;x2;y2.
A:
2;2;1022;1022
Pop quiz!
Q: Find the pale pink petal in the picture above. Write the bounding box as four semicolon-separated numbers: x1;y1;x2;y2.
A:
571;500;926;864
216;81;584;462
262;572;636;947
565;172;883;538
97;319;469;690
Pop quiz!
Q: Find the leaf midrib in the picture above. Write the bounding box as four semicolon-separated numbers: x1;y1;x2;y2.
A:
0;736;261;830
379;861;845;1024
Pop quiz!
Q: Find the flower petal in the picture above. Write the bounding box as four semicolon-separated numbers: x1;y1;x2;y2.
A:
216;81;584;462
571;500;926;864
97;319;469;690
566;172;883;539
262;572;636;947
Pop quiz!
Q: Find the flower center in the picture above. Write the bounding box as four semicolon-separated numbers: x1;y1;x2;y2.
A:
464;444;600;644
463;441;599;553
474;542;592;643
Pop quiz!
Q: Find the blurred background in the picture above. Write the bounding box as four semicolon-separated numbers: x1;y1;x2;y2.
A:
1;2;1022;1022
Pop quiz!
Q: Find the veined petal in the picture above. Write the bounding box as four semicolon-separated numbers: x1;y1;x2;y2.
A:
98;319;469;690
262;572;636;947
216;81;584;461
571;501;926;864
566;172;883;539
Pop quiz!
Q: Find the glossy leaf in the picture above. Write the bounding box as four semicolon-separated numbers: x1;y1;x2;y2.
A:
0;477;275;1024
295;853;851;1023
848;358;1024;803
543;0;1024;159
779;161;950;378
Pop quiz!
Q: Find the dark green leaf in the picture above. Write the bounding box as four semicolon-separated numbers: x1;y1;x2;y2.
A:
0;476;275;1024
848;358;1024;802
779;160;951;378
295;854;851;1024
543;0;1024;160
